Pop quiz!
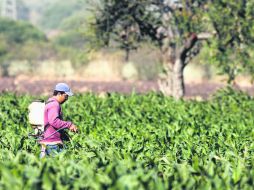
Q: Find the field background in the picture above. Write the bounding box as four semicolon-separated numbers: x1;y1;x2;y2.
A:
0;0;253;99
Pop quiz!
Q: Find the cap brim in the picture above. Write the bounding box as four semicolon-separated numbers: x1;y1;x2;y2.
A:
65;91;73;96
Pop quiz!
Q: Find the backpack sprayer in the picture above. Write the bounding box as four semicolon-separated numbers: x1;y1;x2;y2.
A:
28;100;45;139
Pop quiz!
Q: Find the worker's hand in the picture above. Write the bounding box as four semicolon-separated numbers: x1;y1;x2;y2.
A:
69;124;78;133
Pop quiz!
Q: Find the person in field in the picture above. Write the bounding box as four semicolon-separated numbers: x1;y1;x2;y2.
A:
40;83;78;158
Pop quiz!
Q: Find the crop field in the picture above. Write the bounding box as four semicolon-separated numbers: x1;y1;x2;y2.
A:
0;88;254;189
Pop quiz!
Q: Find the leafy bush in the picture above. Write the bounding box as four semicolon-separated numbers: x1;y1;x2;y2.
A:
0;18;46;44
0;18;48;76
0;17;91;77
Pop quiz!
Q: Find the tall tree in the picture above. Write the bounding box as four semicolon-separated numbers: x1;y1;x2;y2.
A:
204;0;254;83
93;0;254;99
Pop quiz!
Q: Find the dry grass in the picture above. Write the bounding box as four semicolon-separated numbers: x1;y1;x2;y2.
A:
2;49;254;86
78;51;124;81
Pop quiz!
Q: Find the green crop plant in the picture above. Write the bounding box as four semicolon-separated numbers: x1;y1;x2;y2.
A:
0;89;254;189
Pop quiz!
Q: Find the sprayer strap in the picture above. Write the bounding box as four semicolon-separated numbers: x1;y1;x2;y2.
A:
45;100;55;105
44;100;56;131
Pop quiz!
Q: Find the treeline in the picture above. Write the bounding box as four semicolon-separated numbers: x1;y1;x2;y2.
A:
0;18;91;77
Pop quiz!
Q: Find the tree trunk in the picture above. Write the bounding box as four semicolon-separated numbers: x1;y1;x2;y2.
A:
158;34;199;98
159;57;185;99
125;48;130;62
172;57;185;99
158;63;173;95
158;43;175;96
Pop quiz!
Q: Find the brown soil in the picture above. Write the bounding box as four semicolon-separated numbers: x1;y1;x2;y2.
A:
0;77;253;99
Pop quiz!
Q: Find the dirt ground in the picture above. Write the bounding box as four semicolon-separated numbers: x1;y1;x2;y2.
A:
0;77;253;99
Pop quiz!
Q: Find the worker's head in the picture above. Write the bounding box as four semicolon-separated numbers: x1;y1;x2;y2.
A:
53;83;73;104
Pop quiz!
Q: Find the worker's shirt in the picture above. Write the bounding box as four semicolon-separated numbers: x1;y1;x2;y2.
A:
39;97;72;144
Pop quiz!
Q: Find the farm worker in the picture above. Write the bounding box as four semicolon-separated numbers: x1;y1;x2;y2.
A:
39;83;78;158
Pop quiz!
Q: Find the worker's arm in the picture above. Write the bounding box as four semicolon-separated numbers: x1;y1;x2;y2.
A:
47;103;72;129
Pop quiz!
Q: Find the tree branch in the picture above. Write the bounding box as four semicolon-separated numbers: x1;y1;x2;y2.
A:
180;33;198;60
181;31;216;66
